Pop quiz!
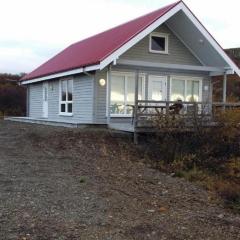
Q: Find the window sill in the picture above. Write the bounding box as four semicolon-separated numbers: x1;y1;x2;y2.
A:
59;113;73;117
149;50;169;54
110;114;132;118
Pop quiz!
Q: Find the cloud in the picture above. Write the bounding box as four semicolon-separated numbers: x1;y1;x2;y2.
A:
0;0;239;74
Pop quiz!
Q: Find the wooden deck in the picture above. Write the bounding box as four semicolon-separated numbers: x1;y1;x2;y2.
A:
4;117;107;129
128;100;240;143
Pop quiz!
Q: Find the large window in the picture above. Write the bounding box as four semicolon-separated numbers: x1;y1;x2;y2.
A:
170;77;202;102
149;33;168;54
110;73;145;116
60;79;73;115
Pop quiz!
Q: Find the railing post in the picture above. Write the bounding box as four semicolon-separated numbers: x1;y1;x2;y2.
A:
166;101;169;116
134;70;139;144
223;71;227;111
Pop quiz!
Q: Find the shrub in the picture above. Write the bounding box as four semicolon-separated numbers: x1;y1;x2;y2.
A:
146;108;240;212
0;74;26;117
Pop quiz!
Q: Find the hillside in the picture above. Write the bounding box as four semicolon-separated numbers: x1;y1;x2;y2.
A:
0;121;239;239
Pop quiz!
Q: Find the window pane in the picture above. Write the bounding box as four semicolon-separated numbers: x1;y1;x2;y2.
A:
151;36;165;52
61;104;66;113
171;79;185;101
111;75;125;114
61;80;67;101
186;81;200;101
127;76;135;104
126;76;135;114
67;80;73;101
68;103;72;113
138;77;143;100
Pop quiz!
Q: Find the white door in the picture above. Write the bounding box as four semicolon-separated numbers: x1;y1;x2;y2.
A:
42;82;48;118
148;75;167;101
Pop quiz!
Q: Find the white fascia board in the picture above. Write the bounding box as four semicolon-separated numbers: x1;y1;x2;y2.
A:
21;64;100;85
117;59;224;72
210;69;235;76
85;64;100;71
181;4;240;77
99;3;183;70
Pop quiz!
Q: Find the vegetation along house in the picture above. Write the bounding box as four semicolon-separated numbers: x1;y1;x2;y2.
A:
17;1;240;135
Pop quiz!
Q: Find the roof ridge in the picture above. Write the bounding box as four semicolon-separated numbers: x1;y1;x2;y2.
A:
70;1;181;48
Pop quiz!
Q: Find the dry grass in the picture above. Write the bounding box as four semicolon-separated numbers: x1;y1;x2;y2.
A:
146;109;240;212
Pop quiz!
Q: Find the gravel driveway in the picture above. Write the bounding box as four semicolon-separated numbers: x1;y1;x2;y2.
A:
0;121;239;240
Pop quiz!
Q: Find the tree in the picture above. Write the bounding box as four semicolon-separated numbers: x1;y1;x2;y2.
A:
0;73;26;117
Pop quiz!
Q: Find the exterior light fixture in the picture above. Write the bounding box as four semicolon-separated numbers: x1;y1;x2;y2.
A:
99;78;106;86
199;39;204;45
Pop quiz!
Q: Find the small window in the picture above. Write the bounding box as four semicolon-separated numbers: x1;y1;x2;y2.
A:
149;33;168;54
60;79;73;115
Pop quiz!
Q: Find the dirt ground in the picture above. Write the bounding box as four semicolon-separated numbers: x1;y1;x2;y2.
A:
0;121;240;240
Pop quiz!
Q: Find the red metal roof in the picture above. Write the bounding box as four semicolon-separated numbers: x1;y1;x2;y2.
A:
22;1;181;81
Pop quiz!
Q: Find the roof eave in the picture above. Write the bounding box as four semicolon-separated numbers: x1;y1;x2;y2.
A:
21;64;100;85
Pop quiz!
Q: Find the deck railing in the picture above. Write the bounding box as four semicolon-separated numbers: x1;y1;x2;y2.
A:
131;100;240;129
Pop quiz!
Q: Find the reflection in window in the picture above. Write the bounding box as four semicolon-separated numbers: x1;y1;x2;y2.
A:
60;79;73;114
171;78;201;102
171;79;185;101
186;81;200;101
110;74;144;115
111;76;125;114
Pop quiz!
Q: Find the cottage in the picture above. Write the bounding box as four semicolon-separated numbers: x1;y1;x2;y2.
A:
17;1;240;134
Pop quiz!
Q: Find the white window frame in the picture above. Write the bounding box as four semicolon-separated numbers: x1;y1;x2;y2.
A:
59;78;73;116
110;71;145;117
169;76;203;102
149;32;169;54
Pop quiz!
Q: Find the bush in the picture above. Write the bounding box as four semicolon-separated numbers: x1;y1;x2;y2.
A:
0;74;26;116
145;108;240;212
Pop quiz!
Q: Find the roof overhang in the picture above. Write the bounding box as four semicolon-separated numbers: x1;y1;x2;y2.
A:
21;64;100;85
21;1;240;85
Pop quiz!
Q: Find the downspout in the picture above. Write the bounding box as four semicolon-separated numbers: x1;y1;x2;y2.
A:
26;86;29;117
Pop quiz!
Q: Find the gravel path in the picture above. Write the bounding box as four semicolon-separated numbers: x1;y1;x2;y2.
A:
0;121;239;240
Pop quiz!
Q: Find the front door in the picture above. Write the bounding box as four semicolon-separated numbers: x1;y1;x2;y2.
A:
148;75;167;101
42;82;48;118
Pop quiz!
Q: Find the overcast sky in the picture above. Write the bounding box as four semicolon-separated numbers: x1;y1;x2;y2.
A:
0;0;239;74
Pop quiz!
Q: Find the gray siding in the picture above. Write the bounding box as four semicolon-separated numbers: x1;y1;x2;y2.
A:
28;74;94;123
73;75;94;122
29;83;43;118
120;24;202;66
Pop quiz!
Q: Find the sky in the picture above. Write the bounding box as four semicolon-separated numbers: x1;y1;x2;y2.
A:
0;0;239;74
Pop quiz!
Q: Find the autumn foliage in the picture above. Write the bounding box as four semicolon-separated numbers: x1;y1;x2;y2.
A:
0;73;26;117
